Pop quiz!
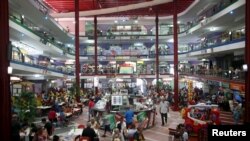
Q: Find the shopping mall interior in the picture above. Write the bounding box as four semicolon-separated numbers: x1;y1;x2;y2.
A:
0;0;250;140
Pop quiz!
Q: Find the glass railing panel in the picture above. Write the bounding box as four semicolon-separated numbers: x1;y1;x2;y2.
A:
10;59;74;75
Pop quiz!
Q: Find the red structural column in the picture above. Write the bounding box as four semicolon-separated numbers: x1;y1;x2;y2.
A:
244;0;250;124
155;12;159;93
0;0;11;140
94;16;98;95
173;0;179;111
75;0;80;97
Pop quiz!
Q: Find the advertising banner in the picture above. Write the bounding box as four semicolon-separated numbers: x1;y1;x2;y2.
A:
137;111;147;123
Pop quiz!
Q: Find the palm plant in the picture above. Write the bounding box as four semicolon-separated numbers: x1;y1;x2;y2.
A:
13;91;37;122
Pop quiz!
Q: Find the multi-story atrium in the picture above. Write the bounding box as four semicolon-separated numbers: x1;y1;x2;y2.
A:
0;0;250;140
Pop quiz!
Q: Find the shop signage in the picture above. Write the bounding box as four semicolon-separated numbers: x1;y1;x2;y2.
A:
107;75;115;78
207;80;220;86
111;95;123;106
229;83;245;92
220;82;229;88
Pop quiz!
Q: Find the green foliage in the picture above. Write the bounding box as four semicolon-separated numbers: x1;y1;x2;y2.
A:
69;81;80;98
13;91;37;122
69;82;80;102
68;82;76;96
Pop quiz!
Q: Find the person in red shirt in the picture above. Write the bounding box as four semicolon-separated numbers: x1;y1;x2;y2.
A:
48;108;57;123
88;98;95;117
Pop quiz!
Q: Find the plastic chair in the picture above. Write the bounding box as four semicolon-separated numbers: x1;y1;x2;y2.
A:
74;135;90;141
78;124;85;129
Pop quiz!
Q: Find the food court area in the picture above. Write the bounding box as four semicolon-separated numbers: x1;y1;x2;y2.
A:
11;75;245;141
1;0;249;141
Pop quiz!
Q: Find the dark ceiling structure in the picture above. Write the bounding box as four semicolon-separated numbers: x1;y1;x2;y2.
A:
42;0;195;16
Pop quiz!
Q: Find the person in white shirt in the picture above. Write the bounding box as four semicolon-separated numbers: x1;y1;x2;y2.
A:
159;98;169;126
116;116;126;133
182;130;188;141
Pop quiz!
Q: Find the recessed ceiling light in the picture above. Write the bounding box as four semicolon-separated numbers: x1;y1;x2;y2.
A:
209;27;216;31
11;76;21;81
8;66;13;74
230;11;234;14
34;74;41;78
114;20;118;23
243;64;248;71
177;21;181;24
168;38;174;43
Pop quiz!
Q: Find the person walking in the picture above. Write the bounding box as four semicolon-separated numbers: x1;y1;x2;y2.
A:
159;98;169;126
124;106;134;128
232;102;241;125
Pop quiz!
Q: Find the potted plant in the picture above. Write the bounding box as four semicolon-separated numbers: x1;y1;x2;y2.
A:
69;82;81;102
13;91;37;122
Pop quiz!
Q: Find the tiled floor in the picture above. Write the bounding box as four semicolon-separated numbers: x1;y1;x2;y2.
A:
55;107;190;141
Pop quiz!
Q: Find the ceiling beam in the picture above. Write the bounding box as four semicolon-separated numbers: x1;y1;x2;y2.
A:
51;0;173;18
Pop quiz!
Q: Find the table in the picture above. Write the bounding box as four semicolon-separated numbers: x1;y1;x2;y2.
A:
60;128;83;141
37;106;52;110
37;106;52;116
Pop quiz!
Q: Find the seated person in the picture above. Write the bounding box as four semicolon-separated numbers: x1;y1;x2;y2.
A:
90;118;100;137
112;128;124;141
29;123;38;141
82;122;98;141
42;118;53;136
48;108;57;123
58;110;68;126
33;126;48;141
53;135;60;141
126;124;137;139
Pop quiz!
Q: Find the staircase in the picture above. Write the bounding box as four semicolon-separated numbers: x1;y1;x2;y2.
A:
220;110;243;125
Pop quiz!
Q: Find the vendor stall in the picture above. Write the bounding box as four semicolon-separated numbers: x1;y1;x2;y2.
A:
92;94;156;130
181;103;220;135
